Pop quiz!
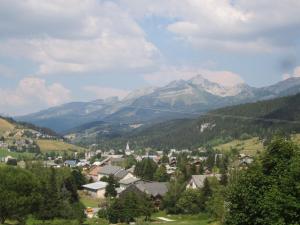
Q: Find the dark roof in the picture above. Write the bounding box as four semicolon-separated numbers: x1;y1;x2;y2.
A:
119;177;140;185
99;165;122;175
135;181;168;197
64;160;78;166
114;169;129;180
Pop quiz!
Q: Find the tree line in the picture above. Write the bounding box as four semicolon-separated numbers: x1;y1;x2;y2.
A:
0;163;87;224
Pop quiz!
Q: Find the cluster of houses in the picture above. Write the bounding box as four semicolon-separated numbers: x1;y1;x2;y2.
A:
0;128;59;153
82;164;169;208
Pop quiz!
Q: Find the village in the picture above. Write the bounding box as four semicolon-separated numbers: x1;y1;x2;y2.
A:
2;141;253;220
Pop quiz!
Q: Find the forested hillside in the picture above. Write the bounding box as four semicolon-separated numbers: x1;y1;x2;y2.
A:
89;93;300;149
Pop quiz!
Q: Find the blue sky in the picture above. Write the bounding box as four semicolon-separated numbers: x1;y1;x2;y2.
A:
0;0;300;115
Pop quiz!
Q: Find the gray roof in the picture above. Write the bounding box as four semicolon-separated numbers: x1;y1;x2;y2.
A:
191;174;221;188
64;160;77;166
82;181;107;190
136;181;168;197
119;177;140;185
115;169;129;180
99;165;122;175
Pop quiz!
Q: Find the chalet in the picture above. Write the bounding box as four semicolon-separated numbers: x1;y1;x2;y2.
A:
98;165;122;180
119;181;169;208
119;177;140;190
187;174;221;189
64;160;78;168
97;165;135;181
82;181;108;199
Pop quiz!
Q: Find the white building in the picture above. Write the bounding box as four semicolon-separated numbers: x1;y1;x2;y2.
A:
82;181;108;199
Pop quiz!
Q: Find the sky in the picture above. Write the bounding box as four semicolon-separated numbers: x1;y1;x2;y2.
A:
1;0;300;116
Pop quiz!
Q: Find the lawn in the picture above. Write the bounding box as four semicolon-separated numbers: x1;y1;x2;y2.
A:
79;191;103;208
83;213;218;225
37;139;86;153
214;137;264;156
152;212;218;225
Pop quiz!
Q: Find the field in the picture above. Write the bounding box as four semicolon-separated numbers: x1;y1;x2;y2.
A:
291;134;300;144
214;134;300;156
214;137;264;156
0;118;15;135
0;148;35;159
37;139;86;153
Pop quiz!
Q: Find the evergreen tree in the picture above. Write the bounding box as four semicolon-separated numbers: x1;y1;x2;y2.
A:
134;158;157;180
105;175;117;198
225;138;300;225
163;172;186;214
154;165;169;182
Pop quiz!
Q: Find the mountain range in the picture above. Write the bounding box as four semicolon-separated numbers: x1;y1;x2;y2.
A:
16;75;300;134
84;92;300;150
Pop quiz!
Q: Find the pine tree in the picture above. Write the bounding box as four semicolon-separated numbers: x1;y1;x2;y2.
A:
105;175;117;198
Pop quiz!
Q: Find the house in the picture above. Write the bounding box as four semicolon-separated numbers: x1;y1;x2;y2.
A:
187;174;221;189
77;159;90;167
119;181;169;208
4;155;14;163
98;165;123;180
44;160;60;168
119;177;140;190
97;165;136;181
64;160;78;168
239;155;254;166
88;166;102;181
114;169;133;180
82;181;108;199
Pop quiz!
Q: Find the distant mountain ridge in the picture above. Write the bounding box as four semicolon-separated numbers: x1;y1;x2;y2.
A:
16;75;300;133
88;92;300;150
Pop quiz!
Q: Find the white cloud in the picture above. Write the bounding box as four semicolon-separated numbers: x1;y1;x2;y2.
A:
0;77;71;115
83;86;130;100
282;66;300;80
0;0;160;75
121;0;300;53
143;66;244;87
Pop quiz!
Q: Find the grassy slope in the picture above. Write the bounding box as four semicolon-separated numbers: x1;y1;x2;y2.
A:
214;137;264;156
0;118;15;135
214;134;300;156
37;139;86;153
0;148;35;159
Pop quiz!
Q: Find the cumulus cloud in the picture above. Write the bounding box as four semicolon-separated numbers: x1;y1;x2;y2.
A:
82;86;130;100
0;77;71;115
143;66;244;87
0;0;160;75
282;66;300;80
121;0;300;53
